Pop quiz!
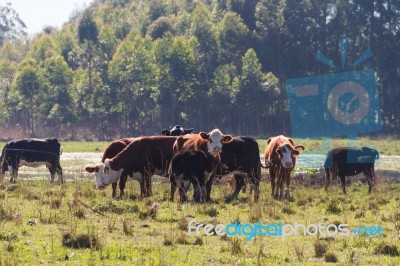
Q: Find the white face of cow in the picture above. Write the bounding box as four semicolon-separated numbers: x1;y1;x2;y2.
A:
200;129;233;157
278;144;296;168
85;161;123;190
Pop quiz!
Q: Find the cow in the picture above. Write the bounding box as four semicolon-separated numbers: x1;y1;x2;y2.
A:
174;129;233;201
85;137;137;198
264;135;305;200
324;146;379;194
0;138;63;183
169;150;225;202
85;136;177;198
161;125;194;136
219;136;263;202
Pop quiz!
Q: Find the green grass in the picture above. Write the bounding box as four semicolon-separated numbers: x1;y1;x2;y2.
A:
0;177;399;265
257;137;400;155
0;137;398;154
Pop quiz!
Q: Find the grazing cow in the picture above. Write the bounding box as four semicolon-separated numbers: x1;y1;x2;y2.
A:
0;138;63;183
85;137;137;198
220;136;263;202
324;146;379;194
264;135;305;200
169;150;225;202
161;125;194;136
85;136;177;197
175;129;233;201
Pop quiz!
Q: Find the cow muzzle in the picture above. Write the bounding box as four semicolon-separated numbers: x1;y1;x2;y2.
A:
284;162;293;168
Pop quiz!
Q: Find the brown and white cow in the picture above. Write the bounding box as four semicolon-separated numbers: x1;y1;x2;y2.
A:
264;135;305;200
85;136;177;198
174;129;233;201
85;137;137;198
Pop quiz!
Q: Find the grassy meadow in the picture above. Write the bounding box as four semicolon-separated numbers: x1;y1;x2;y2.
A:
0;178;399;265
0;137;398;265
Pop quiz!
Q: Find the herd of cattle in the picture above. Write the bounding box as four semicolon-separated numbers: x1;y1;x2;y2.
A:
0;125;380;202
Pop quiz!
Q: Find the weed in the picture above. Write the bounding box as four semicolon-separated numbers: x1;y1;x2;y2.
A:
324;252;338;263
374;242;400;256
314;241;328;257
326;201;342;214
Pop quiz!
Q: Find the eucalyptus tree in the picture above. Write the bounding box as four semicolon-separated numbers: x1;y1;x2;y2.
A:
108;36;155;134
232;48;278;135
9;60;49;136
0;2;26;46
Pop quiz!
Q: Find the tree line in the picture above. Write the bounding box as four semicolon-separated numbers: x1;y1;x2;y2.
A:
0;0;399;140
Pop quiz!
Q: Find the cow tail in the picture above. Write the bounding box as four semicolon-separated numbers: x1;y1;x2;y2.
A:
60;146;63;155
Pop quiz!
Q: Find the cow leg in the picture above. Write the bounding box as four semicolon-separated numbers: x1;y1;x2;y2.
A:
139;180;145;198
324;169;331;191
119;174;127;198
284;173;291;200
363;168;374;193
177;180;188;202
226;174;244;202
205;175;215;202
111;182;117;198
143;175;152;197
56;164;63;184
170;175;177;202
270;170;276;198
10;167;18;183
253;178;260;202
339;175;346;194
48;166;56;183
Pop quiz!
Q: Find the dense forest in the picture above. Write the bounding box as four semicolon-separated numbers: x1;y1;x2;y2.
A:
0;0;399;140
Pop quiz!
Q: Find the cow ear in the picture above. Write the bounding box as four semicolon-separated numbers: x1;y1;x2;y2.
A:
184;128;194;134
295;145;305;151
199;132;210;140
161;129;170;136
292;150;300;156
85;165;99;173
221;135;233;143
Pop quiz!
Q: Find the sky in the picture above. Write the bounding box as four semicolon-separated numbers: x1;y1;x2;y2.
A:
1;0;94;35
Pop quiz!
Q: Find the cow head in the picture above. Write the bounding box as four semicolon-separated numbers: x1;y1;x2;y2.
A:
161;125;194;136
85;160;123;190
199;129;233;156
276;141;305;168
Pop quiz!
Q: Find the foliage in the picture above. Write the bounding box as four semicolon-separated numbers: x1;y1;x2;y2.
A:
0;0;399;139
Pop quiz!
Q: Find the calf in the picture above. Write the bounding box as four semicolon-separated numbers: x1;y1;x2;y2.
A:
264;135;305;200
85;137;137;198
324;146;379;194
169;150;224;202
174;129;233;201
0;138;63;183
85;136;177;198
220;136;263;202
161;125;194;136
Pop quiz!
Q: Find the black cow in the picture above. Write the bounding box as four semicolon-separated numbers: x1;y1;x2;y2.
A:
0;138;63;183
161;125;194;136
324;146;379;194
169;149;224;202
219;136;263;202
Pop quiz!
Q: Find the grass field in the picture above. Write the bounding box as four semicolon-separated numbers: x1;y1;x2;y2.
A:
0;176;399;265
0;138;398;265
0;136;399;154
